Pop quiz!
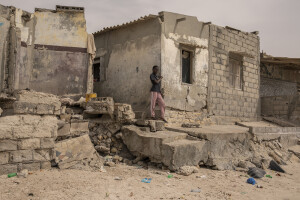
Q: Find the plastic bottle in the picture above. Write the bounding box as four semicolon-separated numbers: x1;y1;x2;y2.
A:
7;173;17;178
167;174;173;178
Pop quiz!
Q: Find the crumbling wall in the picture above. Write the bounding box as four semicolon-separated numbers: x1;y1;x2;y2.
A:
0;4;89;96
208;25;260;122
0;5;11;92
260;63;300;97
93;18;161;113
0;93;60;176
261;95;300;125
29;9;88;95
160;12;210;118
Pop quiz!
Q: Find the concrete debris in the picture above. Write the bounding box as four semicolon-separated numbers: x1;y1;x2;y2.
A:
85;97;114;117
17;169;29;178
70;120;89;136
114;103;135;123
178;166;199;176
54;134;103;170
0;107;2;116
136;119;165;132
89;122;123;155
182;123;201;128
13;90;61;115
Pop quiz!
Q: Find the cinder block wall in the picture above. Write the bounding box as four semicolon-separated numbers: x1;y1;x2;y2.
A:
208;25;260;122
261;95;300;124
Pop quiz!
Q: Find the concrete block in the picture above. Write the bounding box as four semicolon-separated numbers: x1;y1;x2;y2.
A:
149;120;156;132
54;134;100;169
10;150;33;163
33;149;52;161
155;121;165;131
122;125;187;162
18;138;40;150
0;140;18;151
161;139;206;170
22;162;41;171
40;138;55;149
85;97;114;115
58;123;71;137
40;161;52;169
0;152;9;164
70;121;89;136
0;164;18;175
60;114;71;122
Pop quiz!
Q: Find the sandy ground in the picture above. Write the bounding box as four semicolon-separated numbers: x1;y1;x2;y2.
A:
0;159;299;200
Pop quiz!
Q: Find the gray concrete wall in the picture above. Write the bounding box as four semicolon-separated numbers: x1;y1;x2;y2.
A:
207;25;260;121
93;18;161;112
160;12;210;113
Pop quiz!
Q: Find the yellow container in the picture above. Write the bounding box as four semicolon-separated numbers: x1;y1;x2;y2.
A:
85;93;97;102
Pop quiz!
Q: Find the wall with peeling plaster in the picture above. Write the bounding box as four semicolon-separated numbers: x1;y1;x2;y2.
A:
160;12;210;112
0;4;89;96
93;18;161;112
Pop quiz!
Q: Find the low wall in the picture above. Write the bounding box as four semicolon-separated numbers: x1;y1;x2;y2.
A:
0;115;58;175
261;95;300;125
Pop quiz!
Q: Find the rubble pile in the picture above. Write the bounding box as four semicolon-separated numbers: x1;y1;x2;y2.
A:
89;122;123;155
0;89;137;175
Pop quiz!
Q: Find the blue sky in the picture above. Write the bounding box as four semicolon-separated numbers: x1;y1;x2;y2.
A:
1;0;299;57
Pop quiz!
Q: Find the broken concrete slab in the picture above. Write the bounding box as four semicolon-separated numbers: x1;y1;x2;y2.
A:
54;134;103;169
162;139;206;170
13;90;61;115
122;125;206;170
166;125;249;140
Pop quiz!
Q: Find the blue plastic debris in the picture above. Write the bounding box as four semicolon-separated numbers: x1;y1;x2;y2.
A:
247;177;256;185
141;178;152;183
0;22;4;26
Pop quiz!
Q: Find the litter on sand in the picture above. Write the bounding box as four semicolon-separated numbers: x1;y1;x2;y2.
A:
141;178;152;183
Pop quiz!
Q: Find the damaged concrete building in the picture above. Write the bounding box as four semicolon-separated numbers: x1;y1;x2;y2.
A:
0;4;299;178
260;54;300;126
93;11;260;125
0;4;90;96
